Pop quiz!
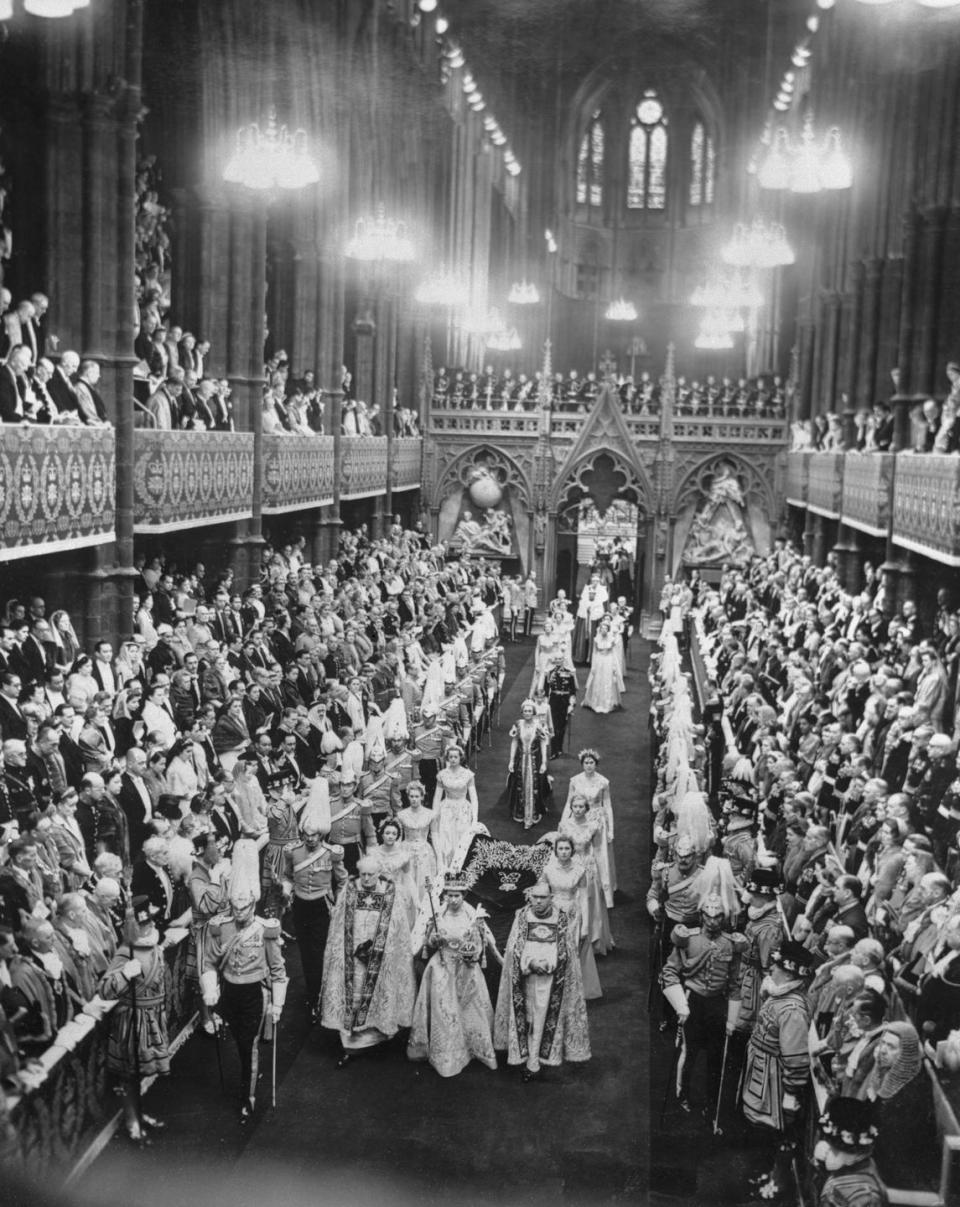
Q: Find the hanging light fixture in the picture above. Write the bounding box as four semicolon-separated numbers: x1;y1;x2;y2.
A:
816;0;836;8
415;266;470;308
690;267;763;311
415;266;469;307
418;0;437;11
445;41;465;68
344;204;415;262
24;0;81;14
508;280;540;305
852;0;897;5
222;110;320;191
435;15;449;34
605;298;638;322
788;115;824;194
916;0;960;7
695;310;738;350
487;327;522;352
757;128;792;190
721;219;795;269
0;0;13;16
818;128;854;190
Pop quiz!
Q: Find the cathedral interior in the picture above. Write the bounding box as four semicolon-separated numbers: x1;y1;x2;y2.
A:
2;0;960;1204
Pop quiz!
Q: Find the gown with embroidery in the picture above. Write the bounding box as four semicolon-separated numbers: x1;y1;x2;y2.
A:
561;772;617;906
504;719;551;828
542;855;603;1000
582;631;624;713
372;843;419;929
396;806;438;901
407;903;498;1077
432;766;479;872
558;816;614;954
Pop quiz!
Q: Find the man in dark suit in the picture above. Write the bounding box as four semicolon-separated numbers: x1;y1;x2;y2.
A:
47;351;81;419
118;748;155;857
0;347;29;423
53;705;86;788
18;620;57;687
130;833;176;933
0;672;27;741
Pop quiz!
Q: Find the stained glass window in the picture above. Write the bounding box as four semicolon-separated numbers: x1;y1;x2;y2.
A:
577;111;604;208
627;91;668;211
689;119;716;207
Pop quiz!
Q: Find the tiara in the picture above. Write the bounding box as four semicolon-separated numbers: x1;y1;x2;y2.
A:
578;748;601;763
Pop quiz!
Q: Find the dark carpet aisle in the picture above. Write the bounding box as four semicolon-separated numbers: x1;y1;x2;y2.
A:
67;636;651;1207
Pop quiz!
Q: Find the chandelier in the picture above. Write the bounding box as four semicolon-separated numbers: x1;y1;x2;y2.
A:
22;0;89;13
222;110;320;191
721;219;795;269
758;117;852;194
690;268;763;311
344;205;415;262
694;310;738;350
414;266;470;307
605;298;638;322
508;280;540;305
487;327;522;352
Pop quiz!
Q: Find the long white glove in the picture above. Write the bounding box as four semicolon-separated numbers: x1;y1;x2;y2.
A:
123;959;142;980
662;982;689;1023
200;970;220;1007
270;978;288;1022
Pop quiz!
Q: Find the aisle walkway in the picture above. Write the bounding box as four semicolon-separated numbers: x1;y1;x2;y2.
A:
71;637;650;1207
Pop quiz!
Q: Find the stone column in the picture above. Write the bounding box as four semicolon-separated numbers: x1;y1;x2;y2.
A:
916;207;948;397
353;304;376;413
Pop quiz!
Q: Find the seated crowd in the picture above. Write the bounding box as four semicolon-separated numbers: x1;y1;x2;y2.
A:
0;521;510;1125
790;359;960;454
432;364;786;420
650;541;960;1203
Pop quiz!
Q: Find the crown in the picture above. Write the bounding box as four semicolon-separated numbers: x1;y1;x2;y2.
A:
443;871;469;894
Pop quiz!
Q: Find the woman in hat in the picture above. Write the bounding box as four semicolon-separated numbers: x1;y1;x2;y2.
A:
407;870;499;1077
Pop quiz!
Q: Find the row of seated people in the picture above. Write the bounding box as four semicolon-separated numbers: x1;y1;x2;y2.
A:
431;364;787;419
0;523;508;1080
657;545;960;1200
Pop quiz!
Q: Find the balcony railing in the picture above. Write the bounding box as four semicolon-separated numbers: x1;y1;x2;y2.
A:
428;407;786;444
391;436;423;491
262;434;336;514
893;453;960;565
0;425;116;561
807;451;844;517
340;435;390;500
786;449;810;505
133;430;255;531
840;452;894;537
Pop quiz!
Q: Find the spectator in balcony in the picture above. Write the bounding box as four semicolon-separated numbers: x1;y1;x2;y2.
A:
0;345;32;422
342;397;358;436
812;413;829;450
75;360;110;427
191;378;218;431
146;368;183;430
868;402;894;452
47;350;81;421
147;326;169;379
912;398;941;453
262;389;286;435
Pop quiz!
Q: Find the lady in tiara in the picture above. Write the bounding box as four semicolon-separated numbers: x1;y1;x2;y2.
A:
407;871;500;1078
504;698;551;830
561;748;617;907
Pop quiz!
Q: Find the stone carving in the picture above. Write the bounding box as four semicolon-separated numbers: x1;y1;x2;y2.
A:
681;462;754;566
452;507;514;555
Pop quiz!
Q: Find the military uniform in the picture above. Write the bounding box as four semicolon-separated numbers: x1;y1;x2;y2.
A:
326;790;376;877
281;840;346;1013
412;719;452;803
358;766;397;827
203;913;287;1111
545;664;577;757
721;818;757;882
646;859;704;926
662;924;745;1108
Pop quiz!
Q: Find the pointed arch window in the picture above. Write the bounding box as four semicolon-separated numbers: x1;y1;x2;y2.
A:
689;119;716;207
576;110;604;208
627;91;668;210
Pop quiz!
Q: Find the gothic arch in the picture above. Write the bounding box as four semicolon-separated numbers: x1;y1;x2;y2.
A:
432;444;533;513
673;451;776;519
549;445;653;517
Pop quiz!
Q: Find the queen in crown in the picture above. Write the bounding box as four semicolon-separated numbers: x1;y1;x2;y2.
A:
406;870;500;1078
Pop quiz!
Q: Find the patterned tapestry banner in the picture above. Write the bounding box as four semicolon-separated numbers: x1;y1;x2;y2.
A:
133;430;254;531
262;434;336;513
0;426;116;562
